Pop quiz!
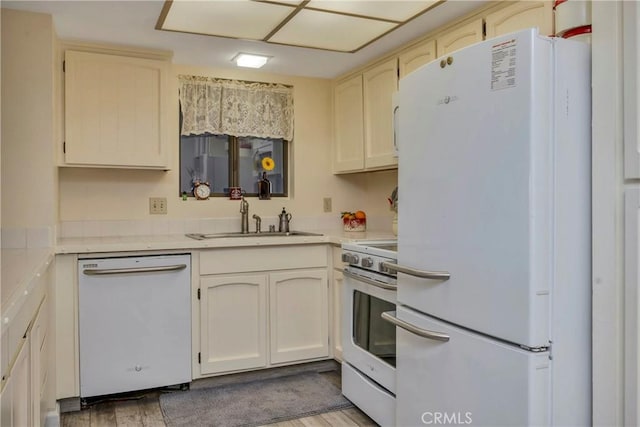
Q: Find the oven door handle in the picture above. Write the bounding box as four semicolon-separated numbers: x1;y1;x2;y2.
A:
381;262;450;281
343;269;397;291
381;311;450;342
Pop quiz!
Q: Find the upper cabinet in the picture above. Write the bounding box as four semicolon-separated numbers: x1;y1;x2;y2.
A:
363;58;399;170
333;58;398;174
436;19;484;58
333;75;365;172
399;40;437;79
63;50;170;169
485;1;554;39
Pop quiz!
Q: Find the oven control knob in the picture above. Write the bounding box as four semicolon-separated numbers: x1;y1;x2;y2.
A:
361;257;374;268
341;253;360;264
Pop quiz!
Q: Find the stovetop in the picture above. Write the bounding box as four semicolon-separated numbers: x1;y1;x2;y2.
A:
341;239;398;276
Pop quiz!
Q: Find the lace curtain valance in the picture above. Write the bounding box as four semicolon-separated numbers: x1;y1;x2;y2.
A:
178;75;294;141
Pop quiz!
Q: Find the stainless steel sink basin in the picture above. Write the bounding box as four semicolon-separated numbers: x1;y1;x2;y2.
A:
185;231;323;240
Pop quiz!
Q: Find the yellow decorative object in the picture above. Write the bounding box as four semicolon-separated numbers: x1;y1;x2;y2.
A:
262;157;275;171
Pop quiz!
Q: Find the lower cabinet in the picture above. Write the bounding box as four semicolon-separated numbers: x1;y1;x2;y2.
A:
270;269;329;364
1;260;53;427
200;274;268;375
1;297;51;427
198;246;330;376
1;337;30;427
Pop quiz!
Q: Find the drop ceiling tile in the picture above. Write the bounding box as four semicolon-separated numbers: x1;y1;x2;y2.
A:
306;0;440;22
161;0;295;40
268;9;397;52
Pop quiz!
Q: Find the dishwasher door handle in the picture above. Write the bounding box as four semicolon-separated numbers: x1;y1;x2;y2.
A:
82;264;187;276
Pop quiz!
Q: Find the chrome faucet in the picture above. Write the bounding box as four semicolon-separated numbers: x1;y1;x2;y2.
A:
252;214;262;233
240;195;249;233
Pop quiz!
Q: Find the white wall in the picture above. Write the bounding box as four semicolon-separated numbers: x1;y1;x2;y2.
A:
1;9;57;231
57;62;397;228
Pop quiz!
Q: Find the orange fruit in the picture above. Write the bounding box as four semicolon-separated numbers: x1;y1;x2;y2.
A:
355;210;366;219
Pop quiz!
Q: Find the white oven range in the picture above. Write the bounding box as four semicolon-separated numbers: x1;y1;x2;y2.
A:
341;240;397;427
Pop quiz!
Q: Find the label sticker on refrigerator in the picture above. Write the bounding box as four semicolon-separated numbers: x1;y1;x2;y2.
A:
491;38;517;91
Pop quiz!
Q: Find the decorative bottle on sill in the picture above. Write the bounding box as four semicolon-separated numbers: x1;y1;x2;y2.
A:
258;172;271;200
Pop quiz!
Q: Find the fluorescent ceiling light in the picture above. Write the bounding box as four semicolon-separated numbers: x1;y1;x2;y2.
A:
232;53;271;68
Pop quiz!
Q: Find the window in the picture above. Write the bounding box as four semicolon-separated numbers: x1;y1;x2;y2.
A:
177;75;293;199
179;133;288;197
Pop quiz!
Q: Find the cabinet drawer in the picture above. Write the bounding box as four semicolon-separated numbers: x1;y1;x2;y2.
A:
200;245;328;275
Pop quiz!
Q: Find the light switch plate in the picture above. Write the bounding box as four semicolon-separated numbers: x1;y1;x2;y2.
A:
149;197;167;214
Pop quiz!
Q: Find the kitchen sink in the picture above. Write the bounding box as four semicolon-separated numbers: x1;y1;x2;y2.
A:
185;231;323;240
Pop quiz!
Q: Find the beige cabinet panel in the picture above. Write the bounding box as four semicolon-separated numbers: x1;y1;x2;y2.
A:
485;1;553;39
30;299;48;427
399;39;437;78
4;338;31;427
269;269;329;364
624;0;640;178
332;269;344;361
64;50;169;169
1;375;13;427
333;75;365;173
363;58;399;170
55;254;79;400
436;19;484;57
200;274;268;375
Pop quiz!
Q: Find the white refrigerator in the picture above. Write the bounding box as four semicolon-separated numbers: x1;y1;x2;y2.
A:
391;29;591;426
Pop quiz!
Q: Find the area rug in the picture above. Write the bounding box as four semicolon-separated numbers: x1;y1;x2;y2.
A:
159;370;353;427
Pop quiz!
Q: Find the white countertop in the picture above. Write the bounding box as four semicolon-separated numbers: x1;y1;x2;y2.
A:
56;229;396;254
2;248;53;308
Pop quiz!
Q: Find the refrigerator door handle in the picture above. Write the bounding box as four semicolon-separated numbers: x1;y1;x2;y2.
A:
381;311;450;342
381;262;450;280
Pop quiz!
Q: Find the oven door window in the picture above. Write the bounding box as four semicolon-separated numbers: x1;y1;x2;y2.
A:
353;290;396;367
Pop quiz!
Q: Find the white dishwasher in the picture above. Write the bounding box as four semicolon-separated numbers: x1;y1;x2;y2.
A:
78;254;191;398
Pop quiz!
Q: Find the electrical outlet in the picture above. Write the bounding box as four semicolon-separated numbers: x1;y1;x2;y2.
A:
323;197;332;213
149;197;167;215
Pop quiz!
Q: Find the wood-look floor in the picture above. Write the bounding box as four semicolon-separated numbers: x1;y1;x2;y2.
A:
61;391;377;427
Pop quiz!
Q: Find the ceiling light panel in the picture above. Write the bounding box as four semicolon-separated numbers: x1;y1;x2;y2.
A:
306;0;440;22
161;0;294;40
268;9;397;52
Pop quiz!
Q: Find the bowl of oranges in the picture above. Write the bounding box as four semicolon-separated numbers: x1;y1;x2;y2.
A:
341;211;366;232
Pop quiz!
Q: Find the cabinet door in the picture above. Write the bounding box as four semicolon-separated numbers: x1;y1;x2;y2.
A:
485;1;553;39
625;188;640;425
332;269;344;361
399;40;437;78
8;338;31;427
436;19;484;58
200;274;267;374
625;1;640;178
30;299;48;427
333;75;365;173
363;58;399;170
64;50;169;169
270;269;329;364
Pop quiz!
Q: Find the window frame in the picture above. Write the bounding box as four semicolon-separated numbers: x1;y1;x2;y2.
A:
178;130;289;199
